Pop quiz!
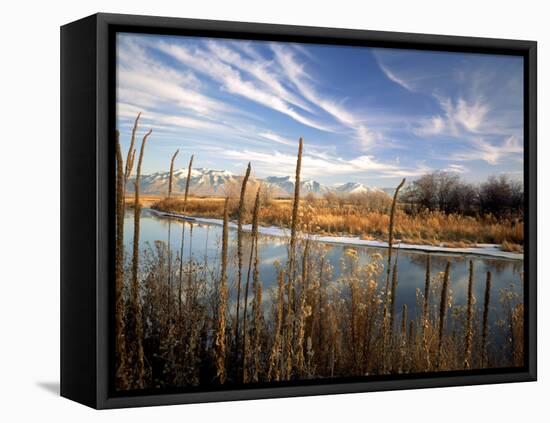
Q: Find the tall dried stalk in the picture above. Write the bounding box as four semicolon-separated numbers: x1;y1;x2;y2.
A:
385;178;406;301
235;162;252;365
399;304;408;373
166;148;179;303
242;185;261;382
408;319;415;371
436;261;451;369
383;178;405;372
250;221;263;382
168;149;179;198
511;304;524;367
130;128;152;388
389;252;400;340
114;131;128;389
123;112;141;199
284;137;303;380
295;238;310;376
423;255;431;322
422;254;432;370
481;271;492;367
183;155;194;212
214;198;229;383
464;260;475;369
268;267;285;381
178;154;194;314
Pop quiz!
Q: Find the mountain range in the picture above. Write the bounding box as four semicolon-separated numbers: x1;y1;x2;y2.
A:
127;168;385;198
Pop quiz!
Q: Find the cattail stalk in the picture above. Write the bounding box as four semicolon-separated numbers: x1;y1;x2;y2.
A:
385;178;406;303
114;131;128;389
422;255;432;370
382;178;405;372
123;113;140;201
464;260;475;369
283;137;303;380
408;319;415;369
183;155;194;213
295;238;310;376
242;185;261;382
251;224;263;382
214;198;229;383
168;149;179;198
423;255;431;322
389;253;399;339
166;149;179;304
268;267;285;381
399;304;408;373
178;155;194;314
235;162;251;368
436;261;451;369
130;128;152;388
481;271;492;367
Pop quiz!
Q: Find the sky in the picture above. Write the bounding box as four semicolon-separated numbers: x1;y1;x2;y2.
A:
116;32;524;187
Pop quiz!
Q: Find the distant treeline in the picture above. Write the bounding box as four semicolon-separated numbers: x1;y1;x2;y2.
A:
401;172;524;218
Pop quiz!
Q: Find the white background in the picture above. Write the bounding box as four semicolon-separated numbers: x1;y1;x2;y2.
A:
0;0;547;421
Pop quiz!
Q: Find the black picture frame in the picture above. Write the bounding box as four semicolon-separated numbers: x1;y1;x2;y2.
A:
61;12;537;409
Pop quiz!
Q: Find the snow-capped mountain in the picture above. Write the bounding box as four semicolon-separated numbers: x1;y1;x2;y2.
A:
264;176;331;197
127;168;242;196
334;182;383;195
127;168;385;198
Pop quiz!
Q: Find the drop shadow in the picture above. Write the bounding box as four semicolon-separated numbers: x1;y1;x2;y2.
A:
36;381;60;396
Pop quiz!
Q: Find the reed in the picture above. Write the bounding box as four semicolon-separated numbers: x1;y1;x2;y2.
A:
214;198;229;383
408;320;415;367
242;185;261;382
114;131;128;389
235;162;252;368
437;261;451;369
123;112;141;199
423;255;431;322
130;128;152;388
511;303;524;367
268;266;285;381
284;137;303;380
389;253;400;339
178;154;194;315
399;304;408;373
166;149;179;302
383;178;405;372
295;238;310;376
168;149;179;198
183;155;194;213
422;255;432;370
464;260;475;369
251;206;264;383
385;178;406;303
481;271;492;367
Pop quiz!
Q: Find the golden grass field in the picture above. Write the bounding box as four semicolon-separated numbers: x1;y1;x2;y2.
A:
127;194;524;252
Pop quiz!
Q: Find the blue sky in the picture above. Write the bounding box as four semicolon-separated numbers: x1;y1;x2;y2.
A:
116;33;524;187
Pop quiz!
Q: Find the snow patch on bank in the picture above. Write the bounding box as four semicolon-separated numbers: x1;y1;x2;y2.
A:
148;209;523;261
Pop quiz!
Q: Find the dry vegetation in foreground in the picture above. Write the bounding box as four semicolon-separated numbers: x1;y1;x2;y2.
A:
115;113;524;392
148;195;524;251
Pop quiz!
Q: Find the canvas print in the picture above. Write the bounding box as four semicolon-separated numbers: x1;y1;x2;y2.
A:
114;33;525;392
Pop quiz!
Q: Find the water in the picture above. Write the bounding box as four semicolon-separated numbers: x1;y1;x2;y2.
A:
124;209;524;325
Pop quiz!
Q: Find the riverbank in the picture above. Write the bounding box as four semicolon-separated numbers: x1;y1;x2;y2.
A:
147;196;524;254
149;208;523;261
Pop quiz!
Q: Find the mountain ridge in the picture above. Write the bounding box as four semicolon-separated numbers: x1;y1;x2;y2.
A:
127;167;385;197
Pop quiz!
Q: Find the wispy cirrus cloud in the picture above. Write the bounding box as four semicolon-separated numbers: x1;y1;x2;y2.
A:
219;147;431;180
375;48;523;166
451;136;523;165
271;44;381;150
116;33;523;184
156;40;335;133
